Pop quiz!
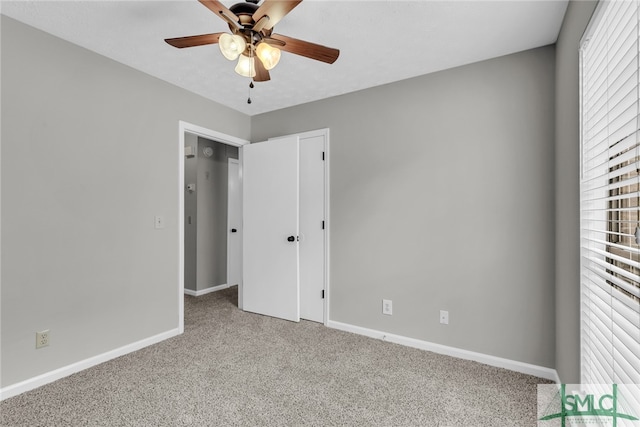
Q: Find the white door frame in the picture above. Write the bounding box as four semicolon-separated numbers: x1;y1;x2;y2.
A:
178;121;248;333
268;128;330;325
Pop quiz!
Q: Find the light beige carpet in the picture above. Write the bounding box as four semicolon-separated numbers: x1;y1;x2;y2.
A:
0;286;550;426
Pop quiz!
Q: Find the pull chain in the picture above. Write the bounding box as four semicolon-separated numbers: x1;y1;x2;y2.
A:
247;32;254;105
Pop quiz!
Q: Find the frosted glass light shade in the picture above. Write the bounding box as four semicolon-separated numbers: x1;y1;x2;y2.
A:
256;43;281;70
219;33;246;61
235;55;256;77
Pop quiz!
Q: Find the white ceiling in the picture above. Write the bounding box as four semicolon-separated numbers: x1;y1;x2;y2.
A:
1;0;569;116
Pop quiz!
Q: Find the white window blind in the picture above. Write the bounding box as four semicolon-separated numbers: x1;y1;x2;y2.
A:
580;0;640;391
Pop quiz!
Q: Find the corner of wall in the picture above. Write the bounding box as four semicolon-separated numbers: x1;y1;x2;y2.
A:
554;0;599;384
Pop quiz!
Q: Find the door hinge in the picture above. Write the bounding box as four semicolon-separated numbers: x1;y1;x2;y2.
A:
322;220;325;230
322;151;325;161
322;290;325;299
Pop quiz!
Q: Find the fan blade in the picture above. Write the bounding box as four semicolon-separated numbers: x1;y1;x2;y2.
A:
269;34;339;64
253;56;271;82
252;15;270;33
165;33;224;48
199;0;240;27
252;0;302;31
263;37;286;47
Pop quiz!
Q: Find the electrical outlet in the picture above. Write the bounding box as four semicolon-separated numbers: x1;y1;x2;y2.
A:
382;299;392;315
440;310;449;325
36;330;50;349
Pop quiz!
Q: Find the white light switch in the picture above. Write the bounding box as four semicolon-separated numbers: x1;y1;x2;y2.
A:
382;299;392;315
154;215;165;229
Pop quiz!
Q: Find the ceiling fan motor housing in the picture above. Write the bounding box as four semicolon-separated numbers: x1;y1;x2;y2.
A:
229;1;260;26
228;0;271;55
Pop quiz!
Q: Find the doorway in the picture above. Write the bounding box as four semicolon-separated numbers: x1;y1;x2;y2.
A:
183;136;239;296
177;122;330;332
177;121;248;333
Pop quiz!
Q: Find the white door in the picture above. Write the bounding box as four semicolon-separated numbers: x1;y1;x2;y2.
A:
227;158;241;287
242;136;300;322
299;135;325;322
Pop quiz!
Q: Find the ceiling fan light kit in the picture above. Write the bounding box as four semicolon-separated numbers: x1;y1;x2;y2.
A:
255;42;281;70
235;54;256;77
218;33;247;60
165;0;340;91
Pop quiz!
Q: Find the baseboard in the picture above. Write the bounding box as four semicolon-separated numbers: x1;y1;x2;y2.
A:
183;284;228;297
326;320;559;382
0;328;181;401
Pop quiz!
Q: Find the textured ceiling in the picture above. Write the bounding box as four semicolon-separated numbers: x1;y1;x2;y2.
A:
1;0;569;116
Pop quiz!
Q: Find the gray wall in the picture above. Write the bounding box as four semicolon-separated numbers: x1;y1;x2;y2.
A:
0;16;250;387
252;46;557;367
195;138;238;291
554;0;598;384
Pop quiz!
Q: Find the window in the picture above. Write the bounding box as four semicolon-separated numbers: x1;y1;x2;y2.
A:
580;0;640;389
607;155;640;301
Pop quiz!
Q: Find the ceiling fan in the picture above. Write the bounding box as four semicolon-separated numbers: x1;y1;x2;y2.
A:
165;0;340;83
